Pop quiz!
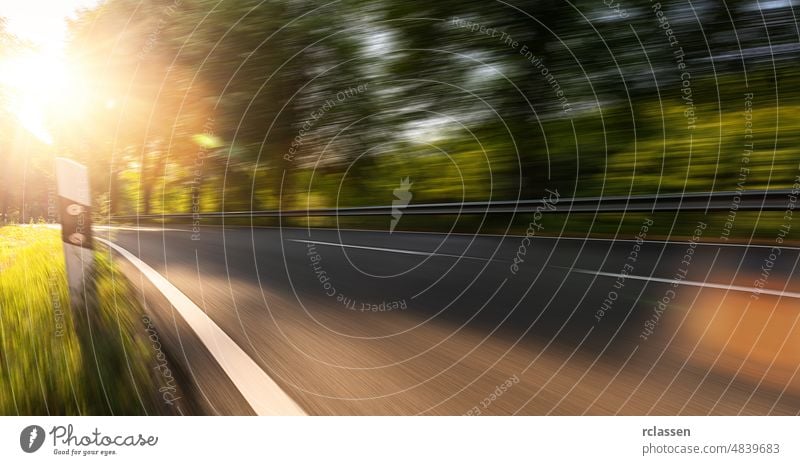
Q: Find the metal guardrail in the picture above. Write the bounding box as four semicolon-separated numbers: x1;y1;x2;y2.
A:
109;190;795;220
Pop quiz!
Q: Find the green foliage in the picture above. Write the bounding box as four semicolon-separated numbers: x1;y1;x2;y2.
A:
2;1;799;239
0;226;161;414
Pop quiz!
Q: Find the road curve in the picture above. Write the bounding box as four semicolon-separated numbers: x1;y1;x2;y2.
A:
100;225;800;415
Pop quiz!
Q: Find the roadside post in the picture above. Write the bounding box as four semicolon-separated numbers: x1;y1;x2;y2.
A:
54;157;94;308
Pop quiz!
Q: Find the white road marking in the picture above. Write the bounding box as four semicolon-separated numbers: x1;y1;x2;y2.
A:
107;223;799;251
96;237;306;416
289;239;495;261
94;225;189;232
565;267;800;300
521;235;799;251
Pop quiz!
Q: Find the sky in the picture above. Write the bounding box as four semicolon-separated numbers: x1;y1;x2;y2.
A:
0;1;102;144
0;0;102;51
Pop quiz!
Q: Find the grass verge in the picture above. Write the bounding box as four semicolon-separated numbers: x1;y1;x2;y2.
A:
0;225;167;415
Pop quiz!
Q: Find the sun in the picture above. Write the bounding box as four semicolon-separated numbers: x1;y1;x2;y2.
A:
1;51;66;144
0;48;93;147
0;0;99;145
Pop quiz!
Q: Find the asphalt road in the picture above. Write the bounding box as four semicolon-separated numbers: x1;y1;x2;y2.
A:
101;225;800;415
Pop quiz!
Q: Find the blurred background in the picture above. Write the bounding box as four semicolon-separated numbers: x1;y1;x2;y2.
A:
0;0;797;238
1;0;800;416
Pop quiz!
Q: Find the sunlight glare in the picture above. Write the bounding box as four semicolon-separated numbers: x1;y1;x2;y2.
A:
0;0;99;144
0;51;76;144
0;52;91;145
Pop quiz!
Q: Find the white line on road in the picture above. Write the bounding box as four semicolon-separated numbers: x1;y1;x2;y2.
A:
105;224;800;251
94;225;188;232
565;267;800;300
97;237;306;416
289;239;497;262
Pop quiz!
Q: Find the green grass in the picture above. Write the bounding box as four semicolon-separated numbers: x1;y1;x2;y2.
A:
0;225;163;415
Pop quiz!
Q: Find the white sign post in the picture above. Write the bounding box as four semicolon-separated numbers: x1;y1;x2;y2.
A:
54;158;93;307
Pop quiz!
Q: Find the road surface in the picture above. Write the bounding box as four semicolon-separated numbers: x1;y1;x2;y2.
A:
100;225;800;415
